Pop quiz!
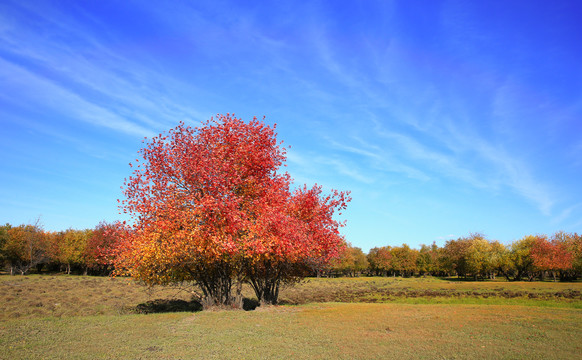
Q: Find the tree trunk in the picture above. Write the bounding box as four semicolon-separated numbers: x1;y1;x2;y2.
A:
194;261;240;309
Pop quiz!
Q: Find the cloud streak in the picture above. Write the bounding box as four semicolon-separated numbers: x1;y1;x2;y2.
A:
0;2;209;138
300;20;558;217
0;58;155;138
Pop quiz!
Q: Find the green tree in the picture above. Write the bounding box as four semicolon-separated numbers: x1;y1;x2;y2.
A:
442;237;472;278
0;223;11;269
563;232;582;278
466;235;492;280
488;240;507;279
417;242;442;276
507;235;538;281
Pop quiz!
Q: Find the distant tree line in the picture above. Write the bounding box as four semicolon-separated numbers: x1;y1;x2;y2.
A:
0;221;124;276
330;232;582;281
2;222;580;282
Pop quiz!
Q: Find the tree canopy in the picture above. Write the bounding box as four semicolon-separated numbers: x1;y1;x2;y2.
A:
115;114;350;307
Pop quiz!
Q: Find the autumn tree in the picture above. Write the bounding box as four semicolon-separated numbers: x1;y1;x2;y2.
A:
116;114;349;307
561;232;582;278
531;234;572;281
2;222;48;275
416;242;443;276
367;246;393;276
246;184;349;304
442;237;473;278
367;247;381;275
351;247;369;275
84;221;127;274
332;243;368;277
390;244;418;277
51;229;92;274
487;240;507;279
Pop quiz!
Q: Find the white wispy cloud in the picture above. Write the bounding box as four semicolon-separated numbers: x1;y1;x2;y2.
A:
318;157;375;184
370;121;486;188
476;142;554;215
303;25;556;215
551;203;582;226
440;115;555;215
1;109;133;162
0;58;155;138
357;48;557;217
326;136;430;182
0;2;208;137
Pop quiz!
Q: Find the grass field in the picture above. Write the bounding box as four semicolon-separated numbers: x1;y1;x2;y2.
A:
1;275;581;359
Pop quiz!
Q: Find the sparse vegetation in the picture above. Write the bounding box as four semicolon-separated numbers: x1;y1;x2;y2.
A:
280;276;582;308
0;275;199;320
1;275;580;321
1;275;581;359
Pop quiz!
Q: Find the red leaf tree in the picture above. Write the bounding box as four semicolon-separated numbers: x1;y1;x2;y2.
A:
245;184;350;303
85;221;128;275
531;234;573;281
116;114;349;307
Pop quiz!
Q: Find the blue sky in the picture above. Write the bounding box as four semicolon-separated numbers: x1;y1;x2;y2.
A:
1;0;581;251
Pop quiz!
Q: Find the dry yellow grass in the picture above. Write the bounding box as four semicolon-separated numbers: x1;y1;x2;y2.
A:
279;276;582;306
1;275;580;321
0;275;198;319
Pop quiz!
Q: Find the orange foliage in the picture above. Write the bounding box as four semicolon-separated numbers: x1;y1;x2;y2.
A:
531;235;572;279
115;114;350;306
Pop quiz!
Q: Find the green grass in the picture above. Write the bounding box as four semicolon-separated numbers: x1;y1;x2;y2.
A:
1;303;580;359
1;275;581;359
